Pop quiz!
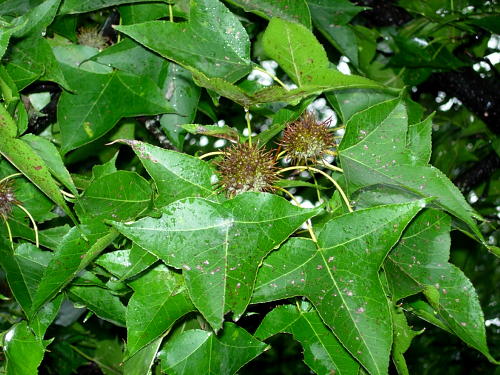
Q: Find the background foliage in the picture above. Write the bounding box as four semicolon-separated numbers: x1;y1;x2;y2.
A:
0;0;499;374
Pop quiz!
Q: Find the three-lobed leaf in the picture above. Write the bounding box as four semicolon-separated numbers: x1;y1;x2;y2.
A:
385;209;496;362
58;65;174;153
255;303;360;375
113;192;319;331
115;0;252;82
338;98;482;241
158;323;267;375
253;200;426;375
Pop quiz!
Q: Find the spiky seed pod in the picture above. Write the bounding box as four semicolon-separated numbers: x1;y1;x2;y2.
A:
216;142;279;197
77;26;109;50
281;111;334;162
0;179;20;217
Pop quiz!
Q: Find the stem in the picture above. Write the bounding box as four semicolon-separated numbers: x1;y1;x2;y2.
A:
1;214;14;250
274;186;317;243
320;161;343;173
328;125;345;131
16;204;39;247
278;166;353;213
307;165;322;202
169;3;174;22
60;190;76;199
117;16;122;43
253;66;288;90
70;345;121;375
245;108;252;147
324;150;338;156
198;151;226;160
0;173;22;185
277;150;287;159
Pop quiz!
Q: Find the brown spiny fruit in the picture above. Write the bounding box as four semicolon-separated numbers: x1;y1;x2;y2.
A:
281;111;334;162
216;142;279;197
0;179;19;217
77;26;109;50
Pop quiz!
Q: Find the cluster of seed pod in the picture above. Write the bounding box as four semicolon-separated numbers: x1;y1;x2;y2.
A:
216;111;336;197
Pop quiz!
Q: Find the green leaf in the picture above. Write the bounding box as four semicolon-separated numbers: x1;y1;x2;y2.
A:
119;3;169;24
22;134;77;195
226;0;312;28
3;321;46;374
113;192;319;331
338;98;482;241
68;285;126;326
158;323;267;375
123;337;162;375
390;305;423;375
126;264;195;357
29;224;119;317
0;243;51;315
75;170;152;222
0;20;18;60
0;109;74;219
12;0;61;38
117;140;217;207
407;114;433;165
159;63;201;149
30;294;64;338
52;44;112;74
262;18;382;89
96;245;157;281
60;0;152;14
4;36;69;90
58;65;174;153
307;0;365;26
326;89;395;123
89;38;169;85
115;0;252;82
253;200;426;375
182;123;239;141
255;303;360;375
385;209;496;362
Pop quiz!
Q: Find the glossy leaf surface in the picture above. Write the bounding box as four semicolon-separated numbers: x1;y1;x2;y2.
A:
385;209;495;362
158;323;266;375
113;193;319;330
255;303;360;375
253;201;426;375
115;0;252;82
338;98;481;240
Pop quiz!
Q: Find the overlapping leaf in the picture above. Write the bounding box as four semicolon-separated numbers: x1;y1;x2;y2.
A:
158;323;267;375
3;321;46;374
117;139;217;207
255;303;360;375
4;36;69;90
252;201;426;375
0;243;51;315
0;106;75;220
338;98;482;240
113;192;319;331
75;170;152;222
385;209;496;362
125;264;195;357
263;18;382;89
159;63;201;149
227;0;312;28
115;0;252;82
29;223;118;317
58;65;174;153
